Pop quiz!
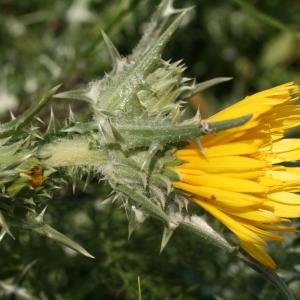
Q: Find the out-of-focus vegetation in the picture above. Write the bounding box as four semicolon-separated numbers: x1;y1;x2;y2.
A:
0;0;300;299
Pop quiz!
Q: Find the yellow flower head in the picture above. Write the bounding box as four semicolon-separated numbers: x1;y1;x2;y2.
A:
174;82;300;269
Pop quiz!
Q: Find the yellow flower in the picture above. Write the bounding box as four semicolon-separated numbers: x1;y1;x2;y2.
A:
173;82;300;269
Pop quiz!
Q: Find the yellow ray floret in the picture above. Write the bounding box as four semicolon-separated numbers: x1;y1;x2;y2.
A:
173;82;300;269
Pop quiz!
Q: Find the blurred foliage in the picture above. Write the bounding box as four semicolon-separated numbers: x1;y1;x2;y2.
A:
0;0;300;299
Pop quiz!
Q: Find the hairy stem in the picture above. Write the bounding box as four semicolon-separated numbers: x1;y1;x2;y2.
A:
40;137;107;168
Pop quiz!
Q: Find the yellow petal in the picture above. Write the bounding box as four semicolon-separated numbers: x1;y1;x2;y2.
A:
267;148;300;164
270;139;300;153
193;198;266;245
264;200;300;218
257;176;282;187
222;208;281;223
268;192;300;205
177;140;263;158
174;168;207;176
255;223;300;233
266;169;300;182
174;182;265;208
242;223;284;242
219;171;265;179
176;156;266;173
286;167;300;176
208;82;298;125
180;173;269;193
209;104;272;123
240;241;276;269
202;124;260;147
175;168;264;179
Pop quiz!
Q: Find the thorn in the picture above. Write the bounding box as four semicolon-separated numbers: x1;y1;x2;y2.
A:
0;230;6;242
172;59;184;68
98;117;117;143
139;173;148;189
172;106;181;123
150;186;166;209
68;105;75;121
128;94;146;116
9;111;16;120
0;212;14;240
51;83;63;92
0;229;7;242
155;175;172;195
128;206;146;240
50;106;54;120
183;197;189;211
54;88;91;103
175;195;189;212
46;107;56;134
35;117;45;125
83;173;91;191
160;226;174;253
101;30;122;72
190;137;206;157
162;0;190;18
128;221;134;240
194;106;201;122
35;206;47;223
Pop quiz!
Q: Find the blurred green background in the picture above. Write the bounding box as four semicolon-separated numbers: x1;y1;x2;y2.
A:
0;0;300;299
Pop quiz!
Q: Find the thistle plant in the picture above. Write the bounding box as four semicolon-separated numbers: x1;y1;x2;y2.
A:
1;1;299;299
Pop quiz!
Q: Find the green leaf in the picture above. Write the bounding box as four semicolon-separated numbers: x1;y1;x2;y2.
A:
33;223;95;259
9;218;94;259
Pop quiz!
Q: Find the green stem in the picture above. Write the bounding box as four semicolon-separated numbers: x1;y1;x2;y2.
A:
40;137;108;168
